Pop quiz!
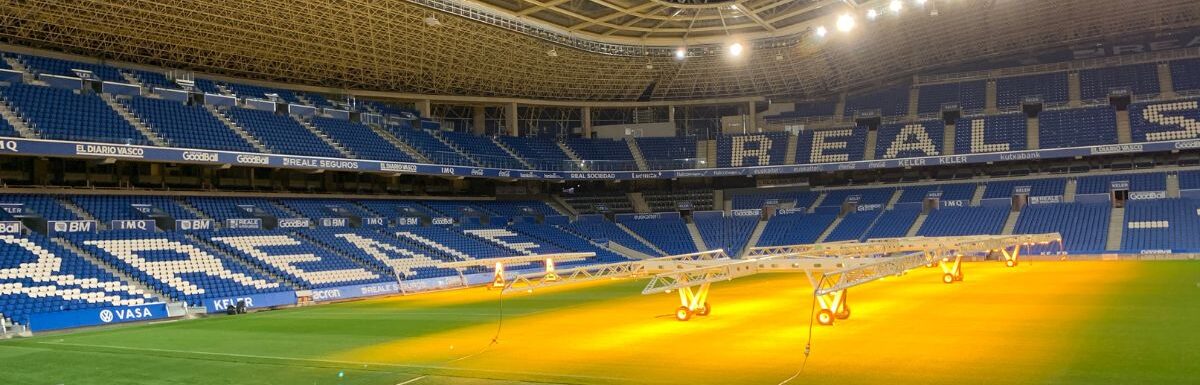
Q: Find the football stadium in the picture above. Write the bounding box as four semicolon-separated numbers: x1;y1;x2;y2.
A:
0;0;1198;384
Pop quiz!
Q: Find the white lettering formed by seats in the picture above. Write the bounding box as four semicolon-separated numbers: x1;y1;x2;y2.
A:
1143;101;1200;142
334;233;442;276
395;232;472;260
969;119;1010;154
884;124;940;159
810;129;852;163
731;135;772;167
0;235;149;306
84;239;279;295
465;229;539;255
211;235;378;285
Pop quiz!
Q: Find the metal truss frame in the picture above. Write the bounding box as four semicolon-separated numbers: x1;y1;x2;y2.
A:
500;249;730;293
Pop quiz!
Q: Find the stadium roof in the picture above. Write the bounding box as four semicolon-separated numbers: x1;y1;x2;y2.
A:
0;0;1197;101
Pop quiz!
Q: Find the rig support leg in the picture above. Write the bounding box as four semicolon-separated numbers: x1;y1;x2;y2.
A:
674;282;711;321
1001;246;1021;267
815;288;848;326
491;262;506;289
940;254;964;284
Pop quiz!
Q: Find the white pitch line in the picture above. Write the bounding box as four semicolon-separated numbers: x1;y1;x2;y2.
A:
396;375;426;385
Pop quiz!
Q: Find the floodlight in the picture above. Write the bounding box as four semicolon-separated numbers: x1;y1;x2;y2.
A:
815;26;828;37
889;0;903;12
728;43;743;57
867;9;878;20
675;47;686;60
836;14;856;32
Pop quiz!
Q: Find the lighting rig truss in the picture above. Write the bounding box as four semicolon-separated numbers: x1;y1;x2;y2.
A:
499;250;731;293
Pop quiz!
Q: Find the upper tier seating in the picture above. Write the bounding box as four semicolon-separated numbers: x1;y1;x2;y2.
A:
496;136;574;171
797;126;868;164
508;222;626;265
355;200;440;218
384;124;476;166
209;230;387;289
561;194;634;214
561;215;660;257
130;70;179;91
861;206;921;239
224;83;301;104
123;96;257;152
276;199;374;220
717;132;791;167
755;212;837;246
1013;203;1109;253
1079;63;1159;100
310;117;415;162
844;85;909;117
996;72;1070;107
1075;173;1166;194
955;114;1027;154
564;138;636;171
1038;107;1118;149
1179;170;1200;191
1129;99;1200;143
917;81;986;113
0;111;13;137
693;212;758;256
635;136;698;169
617;214;696;255
192;78;221;94
472;201;557;217
18;55;123;82
1169;58;1200;92
69;231;284;307
223;107;342;158
771;100;837;119
0;234;153;324
983;178;1066;199
438;131;525;169
875;120;944;159
1122;198;1200;252
1;84;148;145
918;206;1008;236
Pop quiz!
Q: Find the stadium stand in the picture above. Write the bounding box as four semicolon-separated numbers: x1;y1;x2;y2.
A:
1013;203;1109;253
954;114;1027;154
496;136;574;170
1075;173;1167;194
917;206;1009;236
1122;198;1200;252
616;213;696;255
917;81;986;113
635;136;698;169
122;96;258;152
1;83;149;145
1079;63;1160;100
693;211;758;256
843;85;909;117
1037;106;1118;149
561;215;660;256
438;131;525;169
823;210;881;242
982;178;1067;199
384;124;476;166
208;229;388;289
875;120;944;159
718;132;791;167
755;211;837;246
309;117;415;162
861;206;922;239
797;126;868;164
17;55;124;82
730;190;820;210
564;138;636;171
996;72;1070;107
223;107;343;158
1128;98;1200;143
1169;58;1200;92
68;231;284;307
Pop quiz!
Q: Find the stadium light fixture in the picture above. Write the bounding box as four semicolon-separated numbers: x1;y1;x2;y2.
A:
915;0;927;5
815;26;828;37
836;14;856;32
728;42;743;57
866;9;878;20
889;0;903;13
675;47;687;60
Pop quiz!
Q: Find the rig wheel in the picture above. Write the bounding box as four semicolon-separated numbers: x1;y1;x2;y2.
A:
835;305;851;320
696;302;711;316
817;309;835;325
675;306;693;322
943;273;955;284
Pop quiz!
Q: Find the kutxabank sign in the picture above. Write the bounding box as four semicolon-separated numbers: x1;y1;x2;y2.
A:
1;136;1198;181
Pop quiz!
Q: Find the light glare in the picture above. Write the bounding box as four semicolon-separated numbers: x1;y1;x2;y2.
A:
866;9;878;20
728;42;743;57
889;0;903;12
675;48;686;60
815;26;828;37
836;14;856;32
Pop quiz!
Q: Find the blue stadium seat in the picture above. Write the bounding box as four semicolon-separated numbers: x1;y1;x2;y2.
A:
1;83;149;145
564;138;637;171
954;114;1027;154
755;212;837;246
616;214;696;255
123;96;257;152
844;85;909;117
438;131;525;169
797;126;867;164
635;136;698;169
693;212;757;256
309;117;415;162
875;120;944;159
996;72;1069;107
1079;63;1159;100
717;132;790;167
918;206;1008;236
917;81;985;114
1038;107;1117;149
223;107;342;158
1013;203;1109;253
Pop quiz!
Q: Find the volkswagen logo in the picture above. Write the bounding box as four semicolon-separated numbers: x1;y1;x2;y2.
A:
99;309;114;323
